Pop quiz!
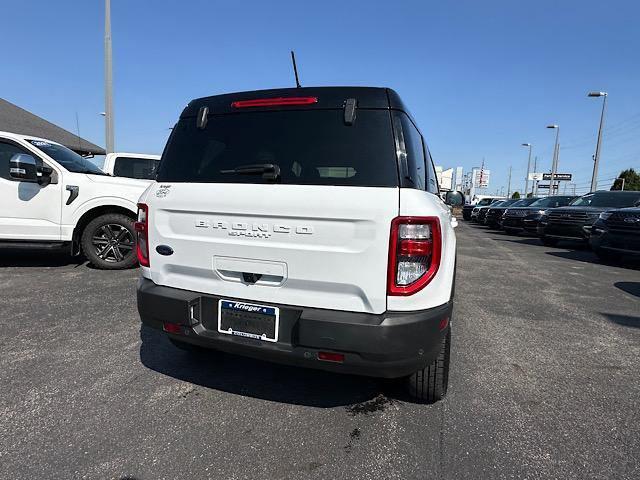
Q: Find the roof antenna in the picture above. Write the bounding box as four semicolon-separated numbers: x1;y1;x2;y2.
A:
290;50;301;88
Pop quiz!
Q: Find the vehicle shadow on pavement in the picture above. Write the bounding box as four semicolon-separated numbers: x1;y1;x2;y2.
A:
491;236;543;246
546;250;640;270
138;325;385;408
0;248;85;268
600;312;640;329
615;282;640;298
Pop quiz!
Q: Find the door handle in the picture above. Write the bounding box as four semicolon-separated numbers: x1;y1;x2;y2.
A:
65;185;79;205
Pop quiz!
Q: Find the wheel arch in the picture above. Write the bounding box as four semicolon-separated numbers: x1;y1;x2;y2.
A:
71;205;137;255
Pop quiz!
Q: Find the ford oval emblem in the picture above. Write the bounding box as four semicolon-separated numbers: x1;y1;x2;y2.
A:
155;245;174;256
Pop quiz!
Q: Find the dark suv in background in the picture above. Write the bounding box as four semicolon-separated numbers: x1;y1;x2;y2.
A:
590;204;640;261
463;197;497;221
486;197;541;229
502;195;576;235
484;199;521;228
538;191;640;247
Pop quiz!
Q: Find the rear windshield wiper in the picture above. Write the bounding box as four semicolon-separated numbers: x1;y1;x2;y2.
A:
220;163;281;181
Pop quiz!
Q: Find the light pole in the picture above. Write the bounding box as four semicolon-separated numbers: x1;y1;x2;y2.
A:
547;125;560;196
104;0;115;153
617;177;625;191
521;143;532;197
588;91;608;193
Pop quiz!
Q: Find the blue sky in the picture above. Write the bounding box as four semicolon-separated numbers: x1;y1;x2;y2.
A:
2;0;639;194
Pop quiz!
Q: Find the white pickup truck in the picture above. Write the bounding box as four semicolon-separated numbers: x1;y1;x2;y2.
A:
0;131;148;269
101;152;160;180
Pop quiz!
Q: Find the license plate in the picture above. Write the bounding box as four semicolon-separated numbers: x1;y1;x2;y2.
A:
217;300;279;342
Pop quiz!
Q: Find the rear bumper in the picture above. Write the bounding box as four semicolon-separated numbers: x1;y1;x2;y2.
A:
137;278;452;379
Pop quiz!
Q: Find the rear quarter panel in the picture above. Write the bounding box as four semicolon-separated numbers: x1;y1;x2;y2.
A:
387;189;456;311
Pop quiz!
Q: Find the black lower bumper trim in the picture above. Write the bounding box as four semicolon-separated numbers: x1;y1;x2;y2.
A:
137;277;452;378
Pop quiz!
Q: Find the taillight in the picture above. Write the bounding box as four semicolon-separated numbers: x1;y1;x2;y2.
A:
387;217;441;296
134;203;149;267
231;97;318;108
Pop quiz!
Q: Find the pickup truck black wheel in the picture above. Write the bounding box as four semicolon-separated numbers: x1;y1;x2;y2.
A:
407;326;450;403
541;236;558;247
503;227;518;235
81;213;137;270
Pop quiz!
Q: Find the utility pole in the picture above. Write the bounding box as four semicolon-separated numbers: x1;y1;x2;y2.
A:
546;124;560;197
521;143;532;197
506;165;512;198
104;0;115;153
588;92;608;193
533;156;538;197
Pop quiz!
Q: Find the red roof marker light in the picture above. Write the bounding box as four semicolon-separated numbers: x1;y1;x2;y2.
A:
231;97;318;108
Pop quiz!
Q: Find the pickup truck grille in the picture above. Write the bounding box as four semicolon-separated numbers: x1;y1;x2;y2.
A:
606;212;640;230
548;211;589;224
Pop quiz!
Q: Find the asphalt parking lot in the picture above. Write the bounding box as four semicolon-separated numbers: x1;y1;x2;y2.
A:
1;222;639;480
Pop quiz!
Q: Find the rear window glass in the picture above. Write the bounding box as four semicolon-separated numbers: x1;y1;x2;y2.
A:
113;157;159;179
157;109;398;187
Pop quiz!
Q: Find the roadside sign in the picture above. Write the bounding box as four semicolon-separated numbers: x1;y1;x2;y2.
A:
542;173;572;181
528;172;545;181
537;183;550;189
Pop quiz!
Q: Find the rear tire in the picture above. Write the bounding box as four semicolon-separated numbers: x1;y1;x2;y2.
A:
541;236;558;247
81;213;137;270
406;327;450;403
503;227;518;236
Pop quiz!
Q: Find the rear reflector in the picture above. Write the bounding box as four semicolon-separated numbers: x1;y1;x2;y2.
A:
163;322;182;334
439;316;450;331
317;351;345;363
231;97;318;108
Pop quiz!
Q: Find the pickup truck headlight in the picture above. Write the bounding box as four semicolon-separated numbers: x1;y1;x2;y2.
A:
537;209;547;216
599;212;613;220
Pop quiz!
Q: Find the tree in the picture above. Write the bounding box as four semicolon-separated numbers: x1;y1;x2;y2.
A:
511;191;520;199
611;168;640;191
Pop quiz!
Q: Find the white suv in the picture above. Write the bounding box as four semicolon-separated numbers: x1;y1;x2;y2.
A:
136;87;462;402
0;131;148;269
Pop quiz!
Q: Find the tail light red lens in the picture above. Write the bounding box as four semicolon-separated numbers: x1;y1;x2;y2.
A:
134;203;149;267
388;216;441;296
231;97;318;108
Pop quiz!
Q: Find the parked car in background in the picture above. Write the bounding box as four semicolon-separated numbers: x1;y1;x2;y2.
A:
0;131;148;269
538;191;640;247
485;198;529;228
590;205;640;261
136;86;461;403
102;152;160;180
463;197;498;220
472;199;502;222
502;195;577;235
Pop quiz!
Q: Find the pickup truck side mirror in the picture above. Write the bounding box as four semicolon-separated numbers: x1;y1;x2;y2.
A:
444;190;465;206
9;154;38;182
